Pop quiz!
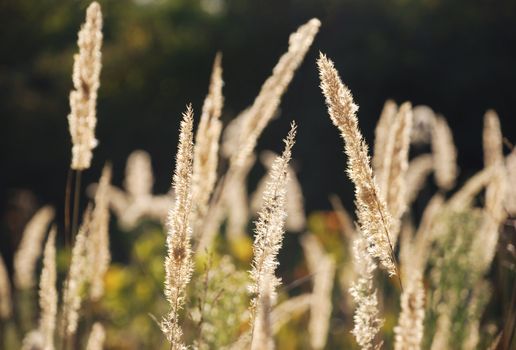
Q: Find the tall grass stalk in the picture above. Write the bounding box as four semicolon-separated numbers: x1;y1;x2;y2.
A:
249;123;297;347
317;53;400;279
161;106;195;350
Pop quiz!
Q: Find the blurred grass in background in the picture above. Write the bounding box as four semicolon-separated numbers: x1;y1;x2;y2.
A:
1;0;515;223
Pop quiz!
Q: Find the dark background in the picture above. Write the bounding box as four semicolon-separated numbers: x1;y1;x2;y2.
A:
1;0;516;255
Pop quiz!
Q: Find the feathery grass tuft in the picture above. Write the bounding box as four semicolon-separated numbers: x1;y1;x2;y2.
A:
394;270;425;350
85;322;105;350
373;99;398;175
38;227;57;350
61;209;91;337
88;164;112;301
0;254;12;320
161;105;195;349
380;101;413;245
317;52;398;277
251;151;306;232
301;234;335;350
483;110;504;168
192;53;224;241
431;116;457;191
249;123;297;347
14;205;55;289
68;1;103;170
349;236;384;350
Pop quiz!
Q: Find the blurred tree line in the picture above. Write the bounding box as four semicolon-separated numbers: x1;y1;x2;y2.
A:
1;0;515;250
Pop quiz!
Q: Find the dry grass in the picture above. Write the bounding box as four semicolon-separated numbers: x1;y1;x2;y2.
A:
1;3;514;350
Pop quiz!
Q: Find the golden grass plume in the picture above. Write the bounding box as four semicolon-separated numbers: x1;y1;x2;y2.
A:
161;106;195;349
249;123;297;345
68;1;103;170
14;205;55;289
317;52;397;276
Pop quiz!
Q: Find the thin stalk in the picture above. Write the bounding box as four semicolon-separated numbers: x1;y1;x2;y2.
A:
61;333;67;350
371;186;403;292
503;137;514;150
64;168;73;250
71;170;82;240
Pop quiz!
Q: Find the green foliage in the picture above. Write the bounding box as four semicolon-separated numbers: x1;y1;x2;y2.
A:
95;226;252;349
424;209;490;349
102;227;168;349
188;254;250;349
